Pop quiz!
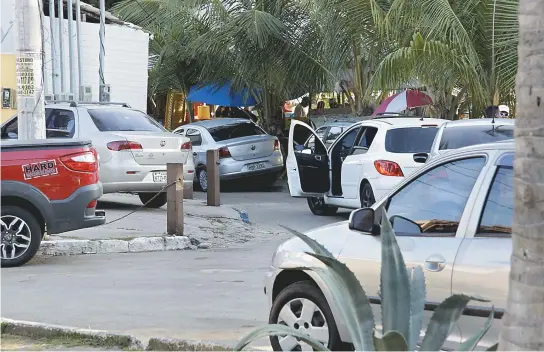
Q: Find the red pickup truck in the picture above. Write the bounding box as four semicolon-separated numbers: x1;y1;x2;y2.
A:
1;139;106;267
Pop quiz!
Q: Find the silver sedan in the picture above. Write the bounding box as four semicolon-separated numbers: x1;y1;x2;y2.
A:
265;140;513;351
173;118;283;191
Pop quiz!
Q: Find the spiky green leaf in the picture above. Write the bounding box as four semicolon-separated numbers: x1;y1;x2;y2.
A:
234;324;329;351
458;307;495;351
408;266;426;351
380;211;410;338
420;294;489;351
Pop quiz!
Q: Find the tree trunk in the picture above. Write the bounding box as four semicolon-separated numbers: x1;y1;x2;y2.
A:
498;0;544;350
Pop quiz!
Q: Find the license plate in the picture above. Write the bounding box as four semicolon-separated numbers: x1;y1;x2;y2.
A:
152;171;167;183
247;162;266;171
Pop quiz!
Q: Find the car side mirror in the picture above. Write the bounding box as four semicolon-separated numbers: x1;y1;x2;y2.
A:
390;215;422;235
413;152;429;163
349;208;380;235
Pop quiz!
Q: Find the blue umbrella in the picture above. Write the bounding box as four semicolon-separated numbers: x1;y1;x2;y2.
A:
186;81;261;106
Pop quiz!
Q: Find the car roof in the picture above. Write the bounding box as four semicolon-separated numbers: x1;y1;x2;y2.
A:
319;120;359;128
442;118;514;128
187;118;253;129
358;117;448;127
440;140;514;158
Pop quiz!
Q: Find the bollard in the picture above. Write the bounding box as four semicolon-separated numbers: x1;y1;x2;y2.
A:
206;149;220;206
166;163;183;235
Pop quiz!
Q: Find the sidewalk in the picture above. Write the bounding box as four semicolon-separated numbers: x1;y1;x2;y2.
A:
42;193;289;257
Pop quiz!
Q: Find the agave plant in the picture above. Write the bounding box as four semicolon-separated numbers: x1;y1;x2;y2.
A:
235;211;497;351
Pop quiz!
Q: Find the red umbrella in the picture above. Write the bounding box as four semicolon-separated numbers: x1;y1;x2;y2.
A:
373;90;433;116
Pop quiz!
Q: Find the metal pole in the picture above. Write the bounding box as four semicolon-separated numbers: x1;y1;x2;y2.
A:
39;2;48;95
67;0;75;94
75;0;83;94
48;0;57;95
99;0;106;101
58;0;65;93
14;0;46;139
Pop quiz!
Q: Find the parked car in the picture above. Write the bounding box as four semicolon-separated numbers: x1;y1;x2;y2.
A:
287;117;448;216
307;120;359;149
266;140;513;351
429;118;514;158
0;102;195;208
1;139;106;267
173;118;283;191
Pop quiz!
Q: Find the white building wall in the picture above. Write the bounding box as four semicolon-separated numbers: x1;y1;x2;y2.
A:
1;0;149;112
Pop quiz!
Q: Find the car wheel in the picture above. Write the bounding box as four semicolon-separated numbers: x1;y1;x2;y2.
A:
1;206;42;268
307;197;338;216
138;192;167;208
269;281;342;351
360;182;376;208
197;167;208;192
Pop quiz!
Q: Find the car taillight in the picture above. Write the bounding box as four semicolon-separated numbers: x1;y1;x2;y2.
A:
87;200;97;208
218;147;231;158
274;140;280;151
60;151;98;173
107;141;143;151
181;141;192;150
374;160;404;177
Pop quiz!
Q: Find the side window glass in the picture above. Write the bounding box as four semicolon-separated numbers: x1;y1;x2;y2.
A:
357;127;378;149
293;124;326;155
1;117;18;139
325;127;342;144
186;128;202;146
306;127;327;149
477;166;513;237
46;109;75;138
386;157;486;237
332;127;359;154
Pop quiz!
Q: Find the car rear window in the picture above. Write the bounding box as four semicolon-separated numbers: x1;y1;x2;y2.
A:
207;122;265;142
88;108;166;132
385;127;439;153
439;124;514;150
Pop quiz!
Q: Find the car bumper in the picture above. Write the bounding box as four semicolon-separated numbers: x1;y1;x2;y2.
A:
371;176;405;202
101;159;195;193
264;265;277;309
219;152;284;180
48;182;106;234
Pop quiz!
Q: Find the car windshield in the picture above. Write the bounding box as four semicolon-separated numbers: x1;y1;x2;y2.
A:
439;124;514;150
385;127;439;153
88;108;166;132
207;122;265;142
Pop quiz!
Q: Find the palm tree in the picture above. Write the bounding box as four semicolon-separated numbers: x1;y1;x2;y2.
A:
499;0;544;349
367;0;518;118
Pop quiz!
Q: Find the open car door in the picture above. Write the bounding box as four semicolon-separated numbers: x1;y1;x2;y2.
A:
286;120;330;197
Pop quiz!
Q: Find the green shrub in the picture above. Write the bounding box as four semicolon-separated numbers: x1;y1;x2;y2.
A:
235;211;498;351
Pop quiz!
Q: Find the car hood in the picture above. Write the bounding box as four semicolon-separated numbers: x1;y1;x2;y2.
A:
272;221;351;269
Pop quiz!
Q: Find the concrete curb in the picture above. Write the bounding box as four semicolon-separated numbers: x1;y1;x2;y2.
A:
38;236;191;257
1;318;144;350
146;337;231;351
1;318;234;351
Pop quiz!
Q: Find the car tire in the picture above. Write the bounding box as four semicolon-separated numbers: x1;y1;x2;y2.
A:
269;281;342;351
307;197;338;216
197;167;208;192
1;205;42;268
360;182;376;208
138;192;167;208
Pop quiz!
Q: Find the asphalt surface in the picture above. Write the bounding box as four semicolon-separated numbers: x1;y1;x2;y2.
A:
1;188;500;349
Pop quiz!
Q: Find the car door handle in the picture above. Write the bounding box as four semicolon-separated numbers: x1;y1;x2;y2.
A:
425;255;446;272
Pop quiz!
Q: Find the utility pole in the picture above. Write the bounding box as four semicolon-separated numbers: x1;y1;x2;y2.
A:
98;0;107;101
14;0;46;140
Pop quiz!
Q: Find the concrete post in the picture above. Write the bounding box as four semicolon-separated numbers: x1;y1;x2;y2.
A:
206;150;220;206
58;0;65;93
167;163;184;236
14;0;46;139
67;0;76;94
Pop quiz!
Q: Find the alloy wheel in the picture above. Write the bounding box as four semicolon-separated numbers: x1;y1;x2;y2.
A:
361;187;375;208
1;215;32;260
309;197;325;209
276;298;329;351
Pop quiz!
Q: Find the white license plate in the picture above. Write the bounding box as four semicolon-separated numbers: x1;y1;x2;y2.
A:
247;162;266;171
152;171;167;183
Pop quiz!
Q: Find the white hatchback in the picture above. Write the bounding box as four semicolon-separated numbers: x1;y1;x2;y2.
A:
287;117;448;215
